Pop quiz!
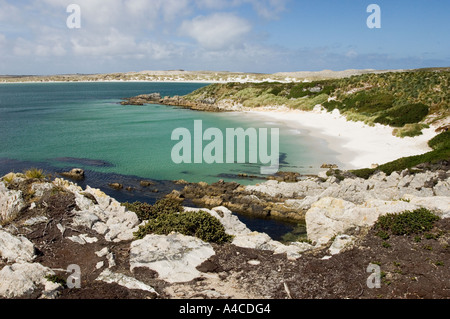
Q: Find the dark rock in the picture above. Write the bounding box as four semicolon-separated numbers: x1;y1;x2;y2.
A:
59;168;85;180
140;180;155;187
109;183;123;190
121;93;161;105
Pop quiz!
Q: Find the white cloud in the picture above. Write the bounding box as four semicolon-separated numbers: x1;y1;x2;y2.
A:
180;13;251;50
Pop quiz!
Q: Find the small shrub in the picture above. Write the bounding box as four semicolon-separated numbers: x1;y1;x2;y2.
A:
24;168;46;180
122;201;155;221
393;124;428;138
150;197;185;216
375;103;429;127
376;230;390;240
133;210;233;244
428;131;450;150
375;208;440;236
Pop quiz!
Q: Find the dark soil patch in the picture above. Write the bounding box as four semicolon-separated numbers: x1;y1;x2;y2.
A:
199;219;450;299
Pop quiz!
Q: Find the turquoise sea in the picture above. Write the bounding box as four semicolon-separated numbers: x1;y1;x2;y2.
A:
0;82;341;239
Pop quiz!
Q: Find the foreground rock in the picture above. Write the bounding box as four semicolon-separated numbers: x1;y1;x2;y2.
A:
0;170;448;299
0;174;315;299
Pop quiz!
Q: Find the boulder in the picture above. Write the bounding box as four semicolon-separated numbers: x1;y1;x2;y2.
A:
129;233;216;283
0;262;53;298
0;229;35;263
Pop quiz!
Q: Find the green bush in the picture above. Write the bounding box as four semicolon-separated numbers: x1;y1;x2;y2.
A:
342;91;394;113
375;208;439;236
428;131;450;150
133;210;233;244
122;201;155;221
375;103;429;127
322;100;343;112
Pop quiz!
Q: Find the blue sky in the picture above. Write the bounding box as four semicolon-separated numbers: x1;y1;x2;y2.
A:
0;0;449;75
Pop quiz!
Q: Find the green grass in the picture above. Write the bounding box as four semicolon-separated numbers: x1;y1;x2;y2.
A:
392;123;429;138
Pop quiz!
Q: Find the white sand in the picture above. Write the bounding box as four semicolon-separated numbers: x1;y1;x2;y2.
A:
244;107;438;170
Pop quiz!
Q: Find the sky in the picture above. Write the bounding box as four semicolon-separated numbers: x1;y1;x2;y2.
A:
0;0;449;75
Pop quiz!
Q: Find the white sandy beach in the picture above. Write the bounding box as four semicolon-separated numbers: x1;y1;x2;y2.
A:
245;107;438;170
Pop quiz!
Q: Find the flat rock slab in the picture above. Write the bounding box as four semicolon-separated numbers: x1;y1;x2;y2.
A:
129;233;215;283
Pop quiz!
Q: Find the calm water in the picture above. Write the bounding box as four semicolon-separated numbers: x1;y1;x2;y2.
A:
0;82;340;239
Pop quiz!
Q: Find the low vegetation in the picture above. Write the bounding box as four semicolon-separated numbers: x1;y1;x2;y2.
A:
24;168;47;180
375;208;440;238
186;68;449;137
128;198;233;244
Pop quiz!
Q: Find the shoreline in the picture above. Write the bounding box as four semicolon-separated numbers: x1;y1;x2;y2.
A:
241;106;438;170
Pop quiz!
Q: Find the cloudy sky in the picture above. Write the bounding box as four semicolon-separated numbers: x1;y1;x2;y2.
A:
0;0;449;75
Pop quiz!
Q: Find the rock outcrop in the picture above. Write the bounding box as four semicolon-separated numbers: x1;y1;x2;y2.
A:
0;174;316;299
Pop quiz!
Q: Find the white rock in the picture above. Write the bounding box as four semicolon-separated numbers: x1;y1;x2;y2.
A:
40;280;63;299
107;252;116;268
23;215;48;226
403;195;450;218
56;223;65;235
92;222;108;235
31;182;54;198
67;234;98;245
130;233;215;283
96;269;158;295
95;247;109;257
305;197;419;245
232;232;272;249
96;261;104;269
0;262;53;298
0;229;35;263
434;180;450;197
72;211;100;229
247;260;261;266
0;182;25;223
329;235;356;255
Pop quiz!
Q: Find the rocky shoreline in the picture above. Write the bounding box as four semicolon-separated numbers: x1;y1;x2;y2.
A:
0;163;449;299
120;93;229;112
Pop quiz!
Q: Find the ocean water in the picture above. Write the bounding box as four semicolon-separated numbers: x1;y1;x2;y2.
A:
0;82;340;240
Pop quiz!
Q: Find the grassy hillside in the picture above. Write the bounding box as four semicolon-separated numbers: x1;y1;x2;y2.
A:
185;68;449;137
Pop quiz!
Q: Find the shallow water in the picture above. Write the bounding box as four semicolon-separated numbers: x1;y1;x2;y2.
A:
0;82;340;240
